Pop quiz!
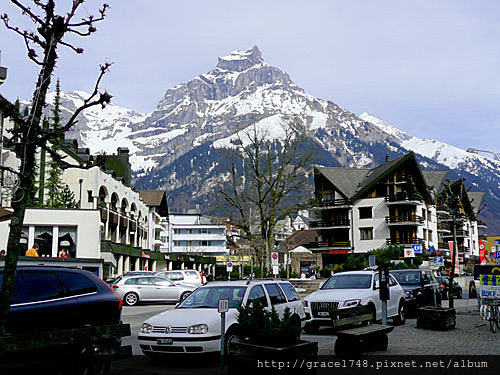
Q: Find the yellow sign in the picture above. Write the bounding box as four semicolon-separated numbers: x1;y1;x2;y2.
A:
215;255;251;263
480;274;500;286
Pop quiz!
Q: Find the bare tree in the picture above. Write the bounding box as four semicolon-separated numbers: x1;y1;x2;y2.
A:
219;122;311;273
0;0;111;335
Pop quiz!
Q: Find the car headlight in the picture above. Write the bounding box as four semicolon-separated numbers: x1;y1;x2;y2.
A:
302;300;309;308
404;291;413;298
343;299;360;307
141;323;152;334
187;324;209;334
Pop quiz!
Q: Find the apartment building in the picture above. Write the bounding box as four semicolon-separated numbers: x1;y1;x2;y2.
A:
162;213;228;256
310;152;484;268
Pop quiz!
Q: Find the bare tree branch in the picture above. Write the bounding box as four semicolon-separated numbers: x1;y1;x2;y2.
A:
11;0;45;25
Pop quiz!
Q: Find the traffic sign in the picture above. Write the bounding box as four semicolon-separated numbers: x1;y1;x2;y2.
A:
412;244;422;254
226;262;233;272
404;248;415;258
218;299;229;313
272;265;279;275
433;256;444;266
271;252;279;265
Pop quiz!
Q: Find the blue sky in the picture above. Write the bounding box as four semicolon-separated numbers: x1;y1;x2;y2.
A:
1;1;499;152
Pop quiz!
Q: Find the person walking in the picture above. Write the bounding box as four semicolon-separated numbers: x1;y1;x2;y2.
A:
25;243;40;257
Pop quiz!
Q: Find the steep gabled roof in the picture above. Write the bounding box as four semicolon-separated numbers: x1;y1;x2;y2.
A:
351;152;433;203
422;171;448;196
315;166;369;199
468;192;485;215
138;190;169;217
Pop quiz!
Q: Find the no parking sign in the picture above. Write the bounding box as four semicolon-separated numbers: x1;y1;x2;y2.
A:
271;252;279;265
226;262;233;272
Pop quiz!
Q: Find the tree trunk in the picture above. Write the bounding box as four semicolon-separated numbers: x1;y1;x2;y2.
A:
0;33;57;336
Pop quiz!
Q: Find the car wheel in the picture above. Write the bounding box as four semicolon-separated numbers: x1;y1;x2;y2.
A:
393;302;406;326
180;291;190;302
368;304;377;323
224;326;239;356
124;292;139;306
304;321;319;334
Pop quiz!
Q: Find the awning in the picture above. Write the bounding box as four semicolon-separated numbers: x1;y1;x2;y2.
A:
0;207;13;222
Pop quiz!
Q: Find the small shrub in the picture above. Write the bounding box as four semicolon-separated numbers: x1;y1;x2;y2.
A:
237;301;301;347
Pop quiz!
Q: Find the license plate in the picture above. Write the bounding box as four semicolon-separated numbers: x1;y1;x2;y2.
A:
157;338;173;345
318;311;329;317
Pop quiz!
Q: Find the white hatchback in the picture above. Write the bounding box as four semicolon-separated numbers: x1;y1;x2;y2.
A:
303;271;406;331
138;280;306;356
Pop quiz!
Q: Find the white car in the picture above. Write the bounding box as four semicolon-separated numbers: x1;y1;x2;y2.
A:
155;269;205;287
138;280;306;356
303;271;406;331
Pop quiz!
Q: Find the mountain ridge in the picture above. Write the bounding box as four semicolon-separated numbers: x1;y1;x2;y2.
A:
26;46;500;232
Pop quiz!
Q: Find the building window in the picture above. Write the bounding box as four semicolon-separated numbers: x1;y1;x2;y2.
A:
87;190;93;203
360;228;373;240
428;230;433;242
201;228;208;234
359;207;372;219
423;229;427;241
201;240;208;246
427;210;431;221
421;209;426;221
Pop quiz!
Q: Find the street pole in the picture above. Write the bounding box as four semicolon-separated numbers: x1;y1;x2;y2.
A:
449;212;457;309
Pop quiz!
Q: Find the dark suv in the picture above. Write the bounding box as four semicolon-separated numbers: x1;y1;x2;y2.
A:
0;266;123;334
390;269;441;315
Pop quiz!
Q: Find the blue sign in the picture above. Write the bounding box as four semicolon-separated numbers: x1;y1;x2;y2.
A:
495;240;500;247
434;256;444;266
412;244;423;254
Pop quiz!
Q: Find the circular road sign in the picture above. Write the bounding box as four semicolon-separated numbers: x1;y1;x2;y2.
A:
272;253;278;260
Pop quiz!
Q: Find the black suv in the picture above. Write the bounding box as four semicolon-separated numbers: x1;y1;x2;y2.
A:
0;266;123;334
390;269;441;315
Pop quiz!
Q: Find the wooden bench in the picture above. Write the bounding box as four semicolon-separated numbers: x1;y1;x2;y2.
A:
329;305;394;356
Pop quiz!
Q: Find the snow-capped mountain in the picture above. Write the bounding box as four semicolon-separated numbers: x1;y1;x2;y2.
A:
29;46;500;232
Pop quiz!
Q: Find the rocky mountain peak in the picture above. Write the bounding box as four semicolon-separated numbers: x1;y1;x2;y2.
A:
216;46;263;72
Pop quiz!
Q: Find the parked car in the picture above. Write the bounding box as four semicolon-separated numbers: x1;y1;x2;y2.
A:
0;266;123;335
111;275;196;306
155;269;206;287
436;276;462;299
303;270;406;332
390;269;441;315
138;279;305;356
123;271;157;276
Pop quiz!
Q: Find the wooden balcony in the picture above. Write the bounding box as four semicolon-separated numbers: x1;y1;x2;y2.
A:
313;198;351;210
310;219;350;228
441;229;469;238
386;238;424;246
384;193;423;205
385;215;424;225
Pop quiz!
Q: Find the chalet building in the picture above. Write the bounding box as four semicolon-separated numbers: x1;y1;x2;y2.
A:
311;152;484;269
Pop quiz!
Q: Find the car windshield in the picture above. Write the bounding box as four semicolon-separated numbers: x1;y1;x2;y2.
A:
322;274;372;289
391;271;421;285
177;286;246;309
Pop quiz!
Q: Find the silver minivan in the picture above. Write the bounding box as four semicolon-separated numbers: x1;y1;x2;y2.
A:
112;275;195;306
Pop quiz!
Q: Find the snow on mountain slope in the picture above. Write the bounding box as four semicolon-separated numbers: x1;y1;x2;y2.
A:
359;112;500;177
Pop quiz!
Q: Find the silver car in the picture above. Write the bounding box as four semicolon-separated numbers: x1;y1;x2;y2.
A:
112;275;195;306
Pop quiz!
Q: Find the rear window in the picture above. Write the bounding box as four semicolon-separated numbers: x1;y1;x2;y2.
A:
264;284;287;305
57;271;97;296
279;283;300;302
12;271;65;304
